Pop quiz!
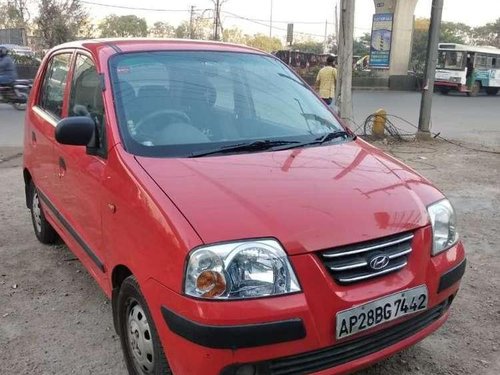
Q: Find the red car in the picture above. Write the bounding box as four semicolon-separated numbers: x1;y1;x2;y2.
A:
23;39;466;375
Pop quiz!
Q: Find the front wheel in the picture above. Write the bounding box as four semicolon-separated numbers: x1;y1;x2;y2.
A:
117;276;172;375
12;102;26;110
29;181;58;244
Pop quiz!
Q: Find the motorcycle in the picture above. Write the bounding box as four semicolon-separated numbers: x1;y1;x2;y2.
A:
0;79;32;110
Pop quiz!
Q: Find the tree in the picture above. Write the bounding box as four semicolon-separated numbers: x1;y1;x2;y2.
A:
246;34;282;52
175;18;212;40
149;21;175;38
98;15;148;38
353;32;371;56
35;0;90;48
222;27;247;44
0;0;31;29
473;18;500;48
290;38;324;54
410;18;471;74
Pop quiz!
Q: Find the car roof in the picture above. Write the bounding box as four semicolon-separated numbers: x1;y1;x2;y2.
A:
52;38;268;56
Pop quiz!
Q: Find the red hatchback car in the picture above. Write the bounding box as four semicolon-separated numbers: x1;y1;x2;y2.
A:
23;39;466;375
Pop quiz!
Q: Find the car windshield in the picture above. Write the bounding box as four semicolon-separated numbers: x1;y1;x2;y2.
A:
437;50;465;70
109;51;348;157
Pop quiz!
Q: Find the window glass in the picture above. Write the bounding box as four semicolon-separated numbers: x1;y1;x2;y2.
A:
39;53;72;118
110;51;345;157
437;51;464;70
69;54;105;150
475;54;487;68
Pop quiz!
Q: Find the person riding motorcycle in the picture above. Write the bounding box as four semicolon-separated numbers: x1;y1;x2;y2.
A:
0;46;18;86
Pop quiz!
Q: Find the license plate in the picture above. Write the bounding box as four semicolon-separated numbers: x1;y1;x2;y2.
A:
336;285;428;340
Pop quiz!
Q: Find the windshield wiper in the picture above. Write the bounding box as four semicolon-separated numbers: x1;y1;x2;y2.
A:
272;130;352;151
189;139;301;158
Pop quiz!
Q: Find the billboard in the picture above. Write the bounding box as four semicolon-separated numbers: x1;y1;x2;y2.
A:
369;13;393;68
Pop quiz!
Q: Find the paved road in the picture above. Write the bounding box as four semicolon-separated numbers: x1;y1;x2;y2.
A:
353;91;500;149
1;91;499;148
0;103;25;147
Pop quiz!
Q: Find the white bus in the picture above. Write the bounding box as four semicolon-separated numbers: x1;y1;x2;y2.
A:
435;43;500;96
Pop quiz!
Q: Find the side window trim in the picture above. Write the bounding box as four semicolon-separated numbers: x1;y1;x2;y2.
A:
36;49;75;121
69;51;108;159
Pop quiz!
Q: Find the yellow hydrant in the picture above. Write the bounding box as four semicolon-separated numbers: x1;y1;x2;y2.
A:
372;109;387;138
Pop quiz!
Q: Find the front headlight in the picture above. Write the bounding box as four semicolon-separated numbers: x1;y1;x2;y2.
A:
427;199;459;256
184;239;301;300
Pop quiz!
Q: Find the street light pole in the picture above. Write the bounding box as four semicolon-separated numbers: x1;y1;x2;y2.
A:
418;0;444;138
269;0;273;38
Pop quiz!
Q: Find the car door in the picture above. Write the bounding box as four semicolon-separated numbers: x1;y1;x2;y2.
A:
28;51;73;202
53;52;108;280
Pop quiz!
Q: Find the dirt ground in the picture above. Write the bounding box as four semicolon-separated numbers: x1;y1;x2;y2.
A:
0;140;499;375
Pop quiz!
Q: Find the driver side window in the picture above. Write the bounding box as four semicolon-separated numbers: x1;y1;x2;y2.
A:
69;54;106;155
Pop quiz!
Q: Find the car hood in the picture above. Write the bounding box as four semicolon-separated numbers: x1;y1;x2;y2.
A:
135;141;440;255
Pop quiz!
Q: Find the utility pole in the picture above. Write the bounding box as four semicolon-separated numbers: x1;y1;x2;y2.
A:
337;0;355;126
417;0;444;138
189;5;195;39
334;2;339;52
269;0;273;38
213;0;220;40
323;19;328;54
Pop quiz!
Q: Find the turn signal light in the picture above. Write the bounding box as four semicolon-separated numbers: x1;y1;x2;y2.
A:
196;270;226;298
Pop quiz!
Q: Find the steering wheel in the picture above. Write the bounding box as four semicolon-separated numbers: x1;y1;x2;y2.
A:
134;109;192;141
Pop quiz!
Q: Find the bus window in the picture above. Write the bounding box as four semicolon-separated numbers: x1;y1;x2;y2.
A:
475;54;487;68
437;51;465;70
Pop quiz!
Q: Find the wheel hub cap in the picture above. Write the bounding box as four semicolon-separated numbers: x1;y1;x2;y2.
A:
127;302;155;374
32;193;42;233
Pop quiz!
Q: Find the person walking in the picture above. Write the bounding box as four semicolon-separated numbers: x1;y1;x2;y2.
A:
315;55;337;106
0;46;18;86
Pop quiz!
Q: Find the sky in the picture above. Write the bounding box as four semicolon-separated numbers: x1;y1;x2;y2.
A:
80;0;500;40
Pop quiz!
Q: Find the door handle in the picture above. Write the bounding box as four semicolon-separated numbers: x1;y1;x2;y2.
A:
58;157;66;178
31;131;37;145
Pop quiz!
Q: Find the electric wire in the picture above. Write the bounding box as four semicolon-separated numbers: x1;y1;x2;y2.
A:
360;113;500;155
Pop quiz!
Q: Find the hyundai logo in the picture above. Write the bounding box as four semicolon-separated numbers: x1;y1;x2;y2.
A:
369;255;390;271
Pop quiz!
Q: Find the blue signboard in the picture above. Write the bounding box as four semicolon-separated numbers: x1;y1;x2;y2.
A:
369;13;394;68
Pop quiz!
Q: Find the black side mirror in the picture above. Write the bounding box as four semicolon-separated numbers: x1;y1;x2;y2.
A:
55;116;95;146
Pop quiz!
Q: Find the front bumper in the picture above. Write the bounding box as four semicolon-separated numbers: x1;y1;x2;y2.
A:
143;228;466;375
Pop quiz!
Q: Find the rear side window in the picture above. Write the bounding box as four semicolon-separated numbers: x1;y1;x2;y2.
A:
69;54;106;155
39;53;72;118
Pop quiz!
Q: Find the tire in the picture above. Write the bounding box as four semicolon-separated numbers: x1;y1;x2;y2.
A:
466;81;481;97
439;87;450;95
29;181;58;244
486;87;499;96
12;102;26;110
117;276;172;375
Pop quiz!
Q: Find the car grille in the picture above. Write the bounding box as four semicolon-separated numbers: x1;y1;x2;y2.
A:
319;232;414;284
221;300;449;375
267;301;448;375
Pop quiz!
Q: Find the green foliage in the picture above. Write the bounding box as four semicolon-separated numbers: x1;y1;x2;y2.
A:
353;32;371;57
35;0;90;48
174;18;212;40
0;0;30;29
222;28;247;44
246;34;283;52
290;40;324;54
411;18;472;74
473;18;500;48
98;14;148;38
149;22;175;38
